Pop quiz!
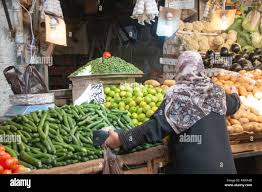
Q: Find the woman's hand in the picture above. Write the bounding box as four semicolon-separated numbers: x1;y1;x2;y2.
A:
104;129;121;149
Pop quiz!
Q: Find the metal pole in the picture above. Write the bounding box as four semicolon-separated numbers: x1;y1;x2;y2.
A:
1;0;14;37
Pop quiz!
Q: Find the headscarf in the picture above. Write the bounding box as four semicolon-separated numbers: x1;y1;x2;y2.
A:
164;51;227;134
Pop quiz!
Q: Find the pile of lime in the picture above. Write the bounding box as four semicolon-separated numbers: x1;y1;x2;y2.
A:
104;83;164;126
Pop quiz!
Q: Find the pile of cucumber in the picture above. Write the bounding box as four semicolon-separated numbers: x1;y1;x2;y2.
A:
0;103;133;169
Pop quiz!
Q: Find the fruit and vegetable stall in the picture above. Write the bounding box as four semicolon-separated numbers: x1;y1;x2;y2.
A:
1;0;262;174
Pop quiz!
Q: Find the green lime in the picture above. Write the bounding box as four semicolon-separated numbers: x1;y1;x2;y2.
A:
143;105;151;113
129;100;136;107
105;102;111;108
146;110;154;118
138;113;146;122
149;102;156;108
137;108;143;114
131;113;138;119
129;106;137;113
104;87;111;95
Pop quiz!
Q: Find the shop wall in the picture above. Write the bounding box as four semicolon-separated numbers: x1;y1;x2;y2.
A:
0;2;17;116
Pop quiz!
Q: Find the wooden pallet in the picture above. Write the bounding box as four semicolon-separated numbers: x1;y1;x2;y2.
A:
27;145;169;174
231;141;262;154
230;132;262;145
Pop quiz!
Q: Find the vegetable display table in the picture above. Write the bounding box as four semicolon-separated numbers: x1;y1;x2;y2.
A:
28;145;169;174
69;73;143;104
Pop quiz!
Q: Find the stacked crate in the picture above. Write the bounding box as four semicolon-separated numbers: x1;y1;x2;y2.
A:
160;58;177;80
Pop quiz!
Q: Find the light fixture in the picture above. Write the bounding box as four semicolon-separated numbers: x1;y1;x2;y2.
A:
45;15;67;46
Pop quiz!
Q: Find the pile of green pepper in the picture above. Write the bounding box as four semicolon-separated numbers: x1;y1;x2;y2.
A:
71;57;143;76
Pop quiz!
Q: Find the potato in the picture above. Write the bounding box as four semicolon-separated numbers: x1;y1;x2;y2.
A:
233;112;242;119
247;113;258;122
227;126;234;134
246;85;254;92
242;123;253;132
232;124;243;133
230;76;238;82
163;80;176;87
229;119;240;125
226;119;231;126
144;80;161;87
160;85;169;90
250;108;260;116
257;116;262;123
239;70;247;75
239;87;248;96
239;118;249;124
218;75;231;81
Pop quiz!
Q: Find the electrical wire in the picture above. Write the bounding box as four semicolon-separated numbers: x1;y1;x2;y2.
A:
15;0;37;62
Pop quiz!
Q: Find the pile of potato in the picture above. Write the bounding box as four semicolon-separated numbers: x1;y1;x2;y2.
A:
212;69;262;135
144;80;176;91
227;105;262;134
211;70;262;97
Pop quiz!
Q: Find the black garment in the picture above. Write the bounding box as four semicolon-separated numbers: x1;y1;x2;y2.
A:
119;93;240;174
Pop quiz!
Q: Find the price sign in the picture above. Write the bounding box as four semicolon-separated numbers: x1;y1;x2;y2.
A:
165;0;195;9
74;83;105;105
89;83;106;103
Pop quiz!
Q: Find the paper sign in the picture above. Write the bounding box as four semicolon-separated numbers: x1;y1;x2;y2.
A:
165;0;195;10
74;83;105;105
157;6;181;37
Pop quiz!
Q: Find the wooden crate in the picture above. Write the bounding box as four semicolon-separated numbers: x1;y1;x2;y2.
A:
69;73;143;103
27;145;168;174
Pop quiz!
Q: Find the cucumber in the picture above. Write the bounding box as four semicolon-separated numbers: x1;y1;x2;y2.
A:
30;138;41;143
18;143;26;152
70;145;87;152
96;110;111;125
44;122;50;138
47;117;60;123
68;116;75;130
86;119;104;130
71;110;80;120
24;123;37;132
35;142;47;153
49;123;59;130
32;112;40;123
93;122;107;130
111;109;128;114
19;160;35;169
19;151;42;168
5;146;18;158
20;130;31;139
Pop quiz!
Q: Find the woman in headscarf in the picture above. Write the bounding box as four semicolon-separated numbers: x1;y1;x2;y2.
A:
105;51;240;174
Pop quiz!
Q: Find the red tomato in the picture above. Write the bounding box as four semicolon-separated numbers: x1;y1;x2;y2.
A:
12;165;27;174
2;169;12;174
2;158;17;170
11;164;20;173
103;51;111;58
0;145;5;151
0;152;11;164
0;165;4;174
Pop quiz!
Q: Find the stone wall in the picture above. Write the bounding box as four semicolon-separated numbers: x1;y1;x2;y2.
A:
0;1;17;116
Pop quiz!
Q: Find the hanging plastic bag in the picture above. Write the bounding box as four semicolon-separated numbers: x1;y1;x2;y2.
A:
3;66;25;94
131;0;159;25
23;65;48;94
102;146;123;174
3;65;48;94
